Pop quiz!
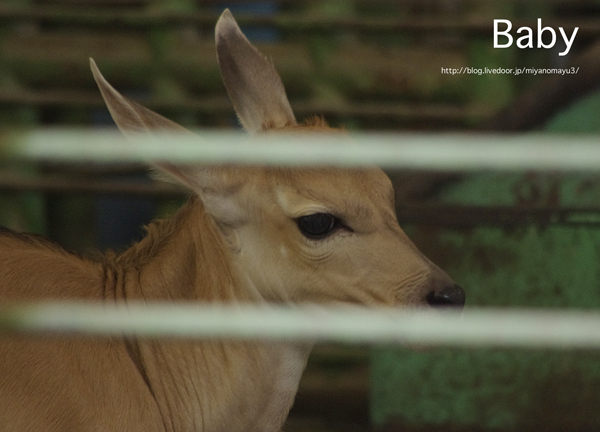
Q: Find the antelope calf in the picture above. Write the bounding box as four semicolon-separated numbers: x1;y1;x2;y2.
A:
0;10;464;432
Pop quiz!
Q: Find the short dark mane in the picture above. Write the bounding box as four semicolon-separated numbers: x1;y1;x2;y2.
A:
112;196;201;268
0;197;202;272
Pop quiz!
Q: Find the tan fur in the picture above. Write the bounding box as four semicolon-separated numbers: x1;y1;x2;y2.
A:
0;9;461;432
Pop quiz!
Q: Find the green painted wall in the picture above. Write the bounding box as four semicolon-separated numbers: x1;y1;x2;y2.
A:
371;89;600;430
371;225;600;430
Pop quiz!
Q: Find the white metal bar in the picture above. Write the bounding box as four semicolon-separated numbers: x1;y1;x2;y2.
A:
2;129;600;171
2;303;600;349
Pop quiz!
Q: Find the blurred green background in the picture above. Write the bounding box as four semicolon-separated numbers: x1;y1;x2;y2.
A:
2;1;600;431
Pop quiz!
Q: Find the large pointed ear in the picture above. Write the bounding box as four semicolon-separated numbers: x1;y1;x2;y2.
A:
90;58;199;190
90;59;190;139
215;9;297;134
90;59;248;230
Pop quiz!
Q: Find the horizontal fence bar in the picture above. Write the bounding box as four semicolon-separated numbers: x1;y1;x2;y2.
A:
2;303;600;349
2;129;600;171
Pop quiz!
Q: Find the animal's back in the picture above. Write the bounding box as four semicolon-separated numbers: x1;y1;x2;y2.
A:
0;336;165;432
0;227;103;301
0;228;165;432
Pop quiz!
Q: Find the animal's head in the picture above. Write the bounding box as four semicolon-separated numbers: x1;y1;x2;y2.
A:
91;9;464;309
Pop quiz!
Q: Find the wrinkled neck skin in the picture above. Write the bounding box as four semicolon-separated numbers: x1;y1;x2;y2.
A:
106;197;311;432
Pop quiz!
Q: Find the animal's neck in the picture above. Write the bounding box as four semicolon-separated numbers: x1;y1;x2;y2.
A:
113;197;311;432
140;340;311;432
115;196;258;303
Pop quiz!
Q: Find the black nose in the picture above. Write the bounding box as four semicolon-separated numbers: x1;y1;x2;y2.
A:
426;284;465;308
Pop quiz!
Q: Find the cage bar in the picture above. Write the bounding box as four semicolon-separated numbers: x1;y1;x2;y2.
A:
2;302;600;349
2;129;600;171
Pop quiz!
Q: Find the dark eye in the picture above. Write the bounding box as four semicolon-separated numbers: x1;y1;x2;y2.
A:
296;213;339;239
